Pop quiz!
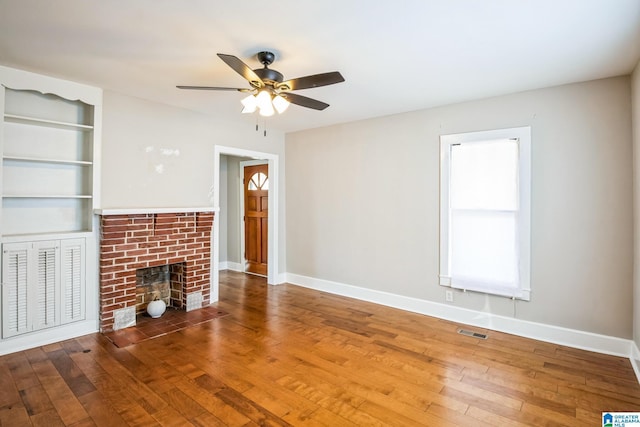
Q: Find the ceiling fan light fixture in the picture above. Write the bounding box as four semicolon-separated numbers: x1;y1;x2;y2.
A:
240;94;258;113
259;102;275;117
256;90;274;116
273;94;290;114
255;90;271;109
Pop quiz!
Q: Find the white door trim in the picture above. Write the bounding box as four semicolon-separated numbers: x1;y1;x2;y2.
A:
239;159;269;275
211;146;280;303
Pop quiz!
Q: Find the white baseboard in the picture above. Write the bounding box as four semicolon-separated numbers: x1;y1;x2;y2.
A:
0;320;98;356
220;261;243;272
220;262;286;285
285;272;633;359
631;342;640;384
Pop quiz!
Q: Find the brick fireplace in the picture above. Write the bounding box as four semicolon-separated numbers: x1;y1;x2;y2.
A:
98;211;214;332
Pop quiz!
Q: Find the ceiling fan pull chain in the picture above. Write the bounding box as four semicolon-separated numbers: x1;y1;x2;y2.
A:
264;118;267;137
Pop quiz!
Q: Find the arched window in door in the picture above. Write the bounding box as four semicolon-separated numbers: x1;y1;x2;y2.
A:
248;172;268;191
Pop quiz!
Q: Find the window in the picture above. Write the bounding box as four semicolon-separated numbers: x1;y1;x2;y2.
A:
248;172;268;190
440;127;531;300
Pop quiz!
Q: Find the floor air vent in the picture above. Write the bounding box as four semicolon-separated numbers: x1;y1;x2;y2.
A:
457;329;488;339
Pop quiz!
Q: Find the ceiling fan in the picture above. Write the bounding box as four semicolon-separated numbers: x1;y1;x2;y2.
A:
177;51;345;116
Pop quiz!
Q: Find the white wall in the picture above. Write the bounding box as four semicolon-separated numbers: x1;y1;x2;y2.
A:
220;155;244;266
286;76;633;339
100;91;287;273
219;155;228;262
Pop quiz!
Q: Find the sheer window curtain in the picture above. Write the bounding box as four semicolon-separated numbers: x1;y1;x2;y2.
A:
450;140;519;296
440;127;531;301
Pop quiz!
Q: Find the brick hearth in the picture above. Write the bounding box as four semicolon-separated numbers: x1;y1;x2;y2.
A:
99;211;214;332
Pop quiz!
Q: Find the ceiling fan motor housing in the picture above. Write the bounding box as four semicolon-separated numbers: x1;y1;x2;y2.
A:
253;51;286;88
254;67;284;86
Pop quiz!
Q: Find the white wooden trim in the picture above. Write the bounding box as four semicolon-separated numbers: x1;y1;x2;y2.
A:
631;342;640;385
95;207;217;215
219;261;243;272
92;102;103;211
0;66;102;105
285;272;634;359
0;85;5;243
0;320;98;356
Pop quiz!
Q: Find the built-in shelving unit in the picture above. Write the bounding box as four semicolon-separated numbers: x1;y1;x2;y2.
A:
1;85;97;236
0;65;101;350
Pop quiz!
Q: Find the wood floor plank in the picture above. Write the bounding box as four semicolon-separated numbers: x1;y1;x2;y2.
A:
243;385;333;425
0;402;31;427
189;411;229;427
77;390;129;427
7;352;40;392
30;407;66;426
175;376;253;426
442;380;523;412
216;386;294;426
69;346;163;425
464;405;532;427
20;384;55;417
31;358;91;425
80;340;169;416
1;270;639;426
461;373;575;417
47;349;97;399
0;357;21;409
67;417;97;427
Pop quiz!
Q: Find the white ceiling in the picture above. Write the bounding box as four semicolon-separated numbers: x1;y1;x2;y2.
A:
0;0;639;133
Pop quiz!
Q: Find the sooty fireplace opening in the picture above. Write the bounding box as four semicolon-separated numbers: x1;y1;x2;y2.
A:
135;263;186;315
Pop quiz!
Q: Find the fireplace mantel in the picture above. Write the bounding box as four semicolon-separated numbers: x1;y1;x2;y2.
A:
95;207;218;216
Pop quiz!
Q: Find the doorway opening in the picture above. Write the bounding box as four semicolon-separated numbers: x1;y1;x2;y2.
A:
211;146;280;304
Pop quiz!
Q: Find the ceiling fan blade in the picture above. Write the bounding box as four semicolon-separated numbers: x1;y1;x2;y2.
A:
277;71;344;91
281;92;330;110
217;53;264;88
176;85;251;92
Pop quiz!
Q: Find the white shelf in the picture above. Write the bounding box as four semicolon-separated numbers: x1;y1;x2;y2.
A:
4;113;93;131
3;195;93;199
1;231;95;242
3;156;92;166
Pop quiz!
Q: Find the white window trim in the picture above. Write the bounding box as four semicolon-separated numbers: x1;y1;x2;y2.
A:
439;126;531;301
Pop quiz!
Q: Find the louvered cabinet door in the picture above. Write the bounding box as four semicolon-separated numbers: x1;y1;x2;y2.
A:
2;243;30;338
60;238;85;324
1;239;83;338
32;241;60;331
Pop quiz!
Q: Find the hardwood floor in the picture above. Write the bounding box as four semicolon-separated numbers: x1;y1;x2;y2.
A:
1;270;639;426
